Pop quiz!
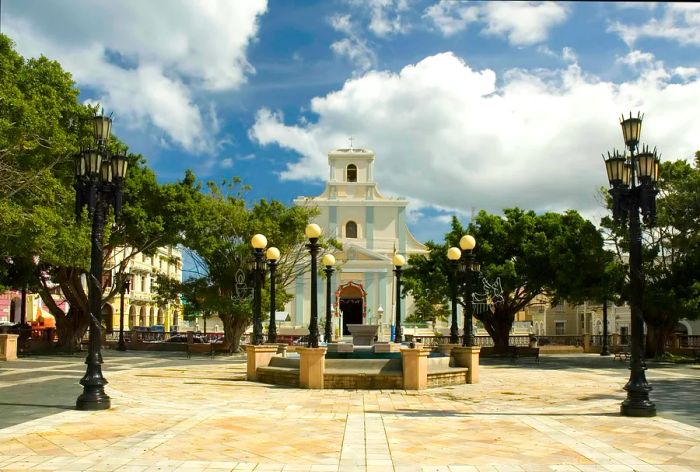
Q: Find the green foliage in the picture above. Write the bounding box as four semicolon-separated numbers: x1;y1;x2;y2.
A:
0;35;208;350
153;177;319;351
404;209;608;348
600;156;700;357
0;34;93;293
406;297;450;325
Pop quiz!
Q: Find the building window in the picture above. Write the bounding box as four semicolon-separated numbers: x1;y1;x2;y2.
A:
346;221;358;238
555;321;566;335
346;164;357;182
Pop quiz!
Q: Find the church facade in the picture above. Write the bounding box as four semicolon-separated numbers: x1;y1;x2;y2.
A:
289;147;428;339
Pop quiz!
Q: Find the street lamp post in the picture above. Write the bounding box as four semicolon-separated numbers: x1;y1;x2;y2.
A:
306;224;322;348
73;110;129;411
447;247;462;344
459;235;478;347
601;298;611;356
266;247;280;344
116;272;131;352
603;111;660;417
392;254;406;343
322;254;336;343
251;234;268;345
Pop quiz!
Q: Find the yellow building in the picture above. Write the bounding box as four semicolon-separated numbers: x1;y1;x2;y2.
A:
104;246;183;333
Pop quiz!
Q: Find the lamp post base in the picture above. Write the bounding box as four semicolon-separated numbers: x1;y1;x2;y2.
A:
76;390;111;411
600;346;611;356
620;400;656;417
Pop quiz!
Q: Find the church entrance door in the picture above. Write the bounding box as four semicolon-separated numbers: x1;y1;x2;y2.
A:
338;283;365;336
340;298;363;335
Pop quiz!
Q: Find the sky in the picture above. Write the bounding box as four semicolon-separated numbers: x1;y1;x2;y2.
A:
3;1;700;244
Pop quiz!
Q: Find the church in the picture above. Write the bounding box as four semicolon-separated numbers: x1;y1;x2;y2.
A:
287;146;428;340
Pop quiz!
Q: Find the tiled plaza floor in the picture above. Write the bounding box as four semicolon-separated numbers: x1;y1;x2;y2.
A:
0;352;698;471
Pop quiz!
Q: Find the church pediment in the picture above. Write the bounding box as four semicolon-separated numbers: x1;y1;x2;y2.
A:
343;244;391;262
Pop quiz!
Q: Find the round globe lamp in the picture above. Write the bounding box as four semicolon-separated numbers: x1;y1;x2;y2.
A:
459;235;476;251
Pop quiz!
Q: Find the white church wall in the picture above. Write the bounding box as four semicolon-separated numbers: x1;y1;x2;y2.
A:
374;207;396;240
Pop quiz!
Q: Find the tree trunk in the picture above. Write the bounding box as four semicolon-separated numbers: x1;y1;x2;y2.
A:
36;266;91;353
55;306;89;352
479;306;515;352
221;314;249;353
645;317;673;358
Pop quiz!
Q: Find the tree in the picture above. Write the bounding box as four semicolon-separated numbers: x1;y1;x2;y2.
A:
154;179;322;352
601;156;700;357
404;209;609;350
0;35;204;350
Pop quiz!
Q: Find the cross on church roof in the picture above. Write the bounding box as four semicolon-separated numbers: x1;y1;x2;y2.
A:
349;136;353;149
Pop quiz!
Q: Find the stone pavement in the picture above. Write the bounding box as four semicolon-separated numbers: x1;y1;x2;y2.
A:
0;352;698;471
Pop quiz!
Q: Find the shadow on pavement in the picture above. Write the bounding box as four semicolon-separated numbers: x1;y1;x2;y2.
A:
371;409;621;418
0;402;74;410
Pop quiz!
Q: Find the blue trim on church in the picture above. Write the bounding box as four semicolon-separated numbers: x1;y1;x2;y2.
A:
365;206;374;249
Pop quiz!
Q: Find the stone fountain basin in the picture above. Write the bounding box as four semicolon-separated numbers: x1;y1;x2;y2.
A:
255;352;468;389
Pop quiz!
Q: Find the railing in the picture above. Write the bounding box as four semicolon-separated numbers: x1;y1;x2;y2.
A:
536;335;583;347
665;335;700;348
101;330;166;342
407;335;533;347
240;333;309;345
591;335;613;346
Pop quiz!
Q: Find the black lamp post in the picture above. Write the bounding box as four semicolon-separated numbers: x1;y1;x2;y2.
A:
603;111;660;417
600;298;611;356
322;254;336;343
447;235;479;346
447;247;461;344
116;272;131;352
266;246;280;344
74;110;129;411
305;223;322;348
392;253;406;343
459;235;478;347
251;234;267;345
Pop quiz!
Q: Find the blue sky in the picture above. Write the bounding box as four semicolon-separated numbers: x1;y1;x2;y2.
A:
4;1;700;244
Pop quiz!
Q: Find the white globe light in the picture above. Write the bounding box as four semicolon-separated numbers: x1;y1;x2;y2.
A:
392;254;406;267
251;234;267;249
459;235;476;251
447;247;462;261
305;223;322;239
266;247;280;261
322;254;336;267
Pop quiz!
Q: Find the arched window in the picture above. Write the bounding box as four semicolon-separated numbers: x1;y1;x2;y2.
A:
346;221;358;238
346;164;357;182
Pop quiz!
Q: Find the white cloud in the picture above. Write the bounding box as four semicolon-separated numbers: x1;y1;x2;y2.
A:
481;2;568;45
220;158;234;168
424;1;568;45
250;51;700;220
423;0;480;37
329;14;377;72
562;47;577;63
609;4;700;46
353;0;410;37
673;66;700;80
616;50;656;68
3;0;267;154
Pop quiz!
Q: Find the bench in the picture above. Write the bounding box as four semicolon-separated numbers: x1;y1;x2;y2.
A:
611;347;631;361
514;347;540;363
186;342;232;358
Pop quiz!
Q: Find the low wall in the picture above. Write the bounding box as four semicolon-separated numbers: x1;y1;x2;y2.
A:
254;354;470;390
104;341;187;352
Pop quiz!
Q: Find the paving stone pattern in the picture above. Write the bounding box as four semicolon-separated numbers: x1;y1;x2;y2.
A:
0;353;698;471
